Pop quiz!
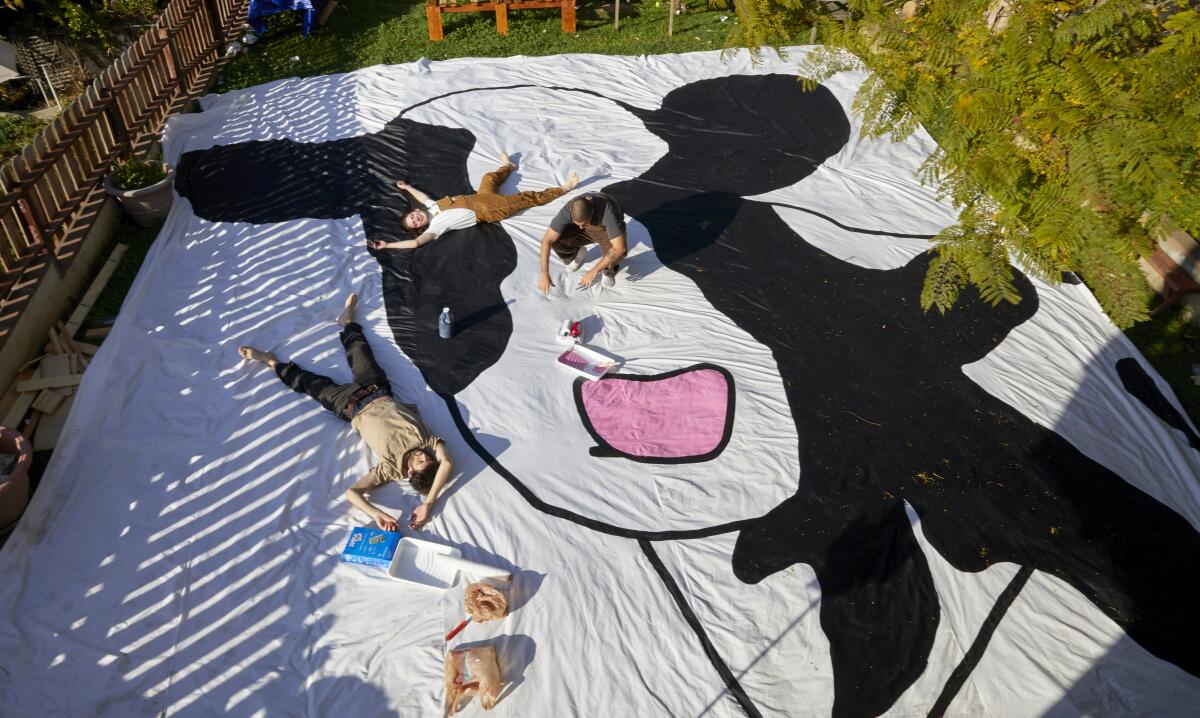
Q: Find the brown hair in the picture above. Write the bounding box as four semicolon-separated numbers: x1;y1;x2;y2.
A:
405;448;438;495
404;209;430;237
569;196;593;225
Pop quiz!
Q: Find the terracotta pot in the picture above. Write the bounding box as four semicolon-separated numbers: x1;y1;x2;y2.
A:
104;165;175;227
0;469;29;530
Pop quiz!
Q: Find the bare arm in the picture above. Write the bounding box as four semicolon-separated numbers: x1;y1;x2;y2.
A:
396;180;433;207
580;234;627;287
346;472;400;531
369;233;436;251
409;442;454;529
537;227;562;294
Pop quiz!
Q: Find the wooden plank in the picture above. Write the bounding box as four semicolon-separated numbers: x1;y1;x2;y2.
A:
33;395;72;451
56;321;86;358
0;369;26;422
317;0;337;24
75;341;99;356
31;388;66;415
2;368;40;427
82;326;111;340
64;243;127;336
46;326;66;354
16;374;82;393
39;353;72;379
22;411;41;441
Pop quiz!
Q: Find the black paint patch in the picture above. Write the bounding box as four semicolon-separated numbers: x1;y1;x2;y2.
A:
572;363;736;464
176;117;515;396
1116;357;1200;451
604;73;1200;715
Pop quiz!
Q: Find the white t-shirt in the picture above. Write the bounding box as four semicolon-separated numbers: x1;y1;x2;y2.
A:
425;200;477;238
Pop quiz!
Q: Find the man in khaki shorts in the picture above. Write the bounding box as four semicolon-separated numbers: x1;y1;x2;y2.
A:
239;293;452;530
537;192;628;293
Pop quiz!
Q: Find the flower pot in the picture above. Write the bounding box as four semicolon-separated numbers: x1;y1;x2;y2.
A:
103;165;175;227
0;467;30;531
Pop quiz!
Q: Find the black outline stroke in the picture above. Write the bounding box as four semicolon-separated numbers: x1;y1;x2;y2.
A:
572;363;736;464
928;566;1034;717
641;539;763;718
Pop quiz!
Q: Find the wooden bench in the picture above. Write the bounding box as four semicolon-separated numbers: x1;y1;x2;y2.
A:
1144;249;1200;316
1138;227;1200;316
426;0;575;40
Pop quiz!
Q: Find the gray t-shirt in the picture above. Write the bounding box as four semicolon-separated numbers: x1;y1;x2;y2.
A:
549;193;627;238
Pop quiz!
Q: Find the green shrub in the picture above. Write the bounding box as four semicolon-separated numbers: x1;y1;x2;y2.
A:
0;113;48;161
754;1;1200;329
109;159;166;190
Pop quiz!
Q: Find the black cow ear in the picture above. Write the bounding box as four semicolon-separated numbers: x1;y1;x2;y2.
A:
627;75;851;196
734;499;939;718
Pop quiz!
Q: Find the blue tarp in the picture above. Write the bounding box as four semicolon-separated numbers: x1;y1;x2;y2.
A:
247;0;316;36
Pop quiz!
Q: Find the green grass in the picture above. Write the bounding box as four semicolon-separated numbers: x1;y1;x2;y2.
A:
0;113;49;163
1124;302;1200;423
222;0;736;90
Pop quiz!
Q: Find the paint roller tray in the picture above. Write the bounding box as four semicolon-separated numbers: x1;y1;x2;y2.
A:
387;537;463;590
557;343;620;381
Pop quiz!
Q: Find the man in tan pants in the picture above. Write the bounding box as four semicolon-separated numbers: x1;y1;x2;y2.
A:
368;153;578;251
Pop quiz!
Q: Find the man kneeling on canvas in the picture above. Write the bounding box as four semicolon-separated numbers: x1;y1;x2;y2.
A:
239;293;452;531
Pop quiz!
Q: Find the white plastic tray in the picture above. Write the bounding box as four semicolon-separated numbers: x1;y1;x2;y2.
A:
557;343;619;381
387;537;462;589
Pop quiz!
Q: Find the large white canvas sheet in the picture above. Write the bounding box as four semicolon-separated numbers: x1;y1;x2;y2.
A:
1;49;1198;717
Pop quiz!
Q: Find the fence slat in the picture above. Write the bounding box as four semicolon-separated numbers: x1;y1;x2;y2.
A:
0;0;243;342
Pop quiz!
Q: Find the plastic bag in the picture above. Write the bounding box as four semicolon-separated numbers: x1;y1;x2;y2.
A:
445;646;501;715
463;581;508;623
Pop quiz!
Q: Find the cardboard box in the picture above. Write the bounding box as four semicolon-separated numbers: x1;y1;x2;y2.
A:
341;527;401;569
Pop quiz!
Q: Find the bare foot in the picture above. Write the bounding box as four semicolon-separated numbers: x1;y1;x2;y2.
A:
239;346;278;367
561;173;579;192
499;152;516;170
338;292;358;326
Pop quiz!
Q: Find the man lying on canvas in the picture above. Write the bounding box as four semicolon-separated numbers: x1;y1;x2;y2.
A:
239;292;452;531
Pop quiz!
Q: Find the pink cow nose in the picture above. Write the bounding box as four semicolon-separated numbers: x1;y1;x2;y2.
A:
573;364;734;463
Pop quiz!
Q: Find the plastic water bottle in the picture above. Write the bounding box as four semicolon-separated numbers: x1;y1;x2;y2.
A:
438;307;453;339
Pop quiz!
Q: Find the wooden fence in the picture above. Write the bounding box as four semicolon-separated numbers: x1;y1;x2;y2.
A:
0;0;247;343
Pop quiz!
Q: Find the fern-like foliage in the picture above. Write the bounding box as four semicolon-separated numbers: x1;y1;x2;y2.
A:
730;0;1200;328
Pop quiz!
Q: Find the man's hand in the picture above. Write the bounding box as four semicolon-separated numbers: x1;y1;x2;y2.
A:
538;272;555;295
374;513;400;532
409;503;432;530
395;179;410;191
579;266;601;288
